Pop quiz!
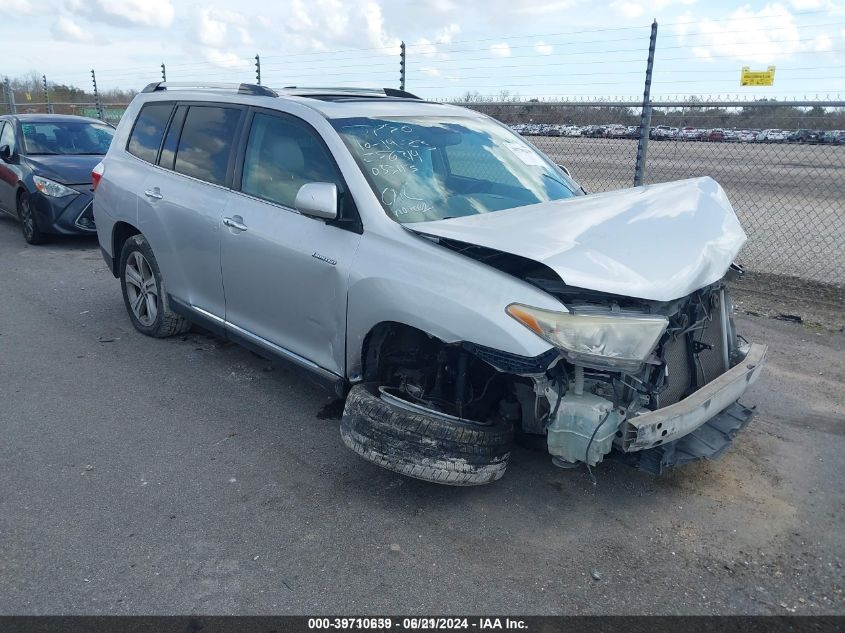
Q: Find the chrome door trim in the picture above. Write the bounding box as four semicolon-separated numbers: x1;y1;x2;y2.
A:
190;304;226;325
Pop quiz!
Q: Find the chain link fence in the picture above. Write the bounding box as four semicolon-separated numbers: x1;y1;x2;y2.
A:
463;99;845;285
2;76;843;286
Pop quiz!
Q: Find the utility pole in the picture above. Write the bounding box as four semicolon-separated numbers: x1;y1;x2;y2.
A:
43;74;53;114
399;41;406;91
2;77;15;115
255;54;261;85
161;63;167;82
91;69;104;121
633;20;657;187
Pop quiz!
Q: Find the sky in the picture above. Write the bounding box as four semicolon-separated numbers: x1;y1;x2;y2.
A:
3;0;845;101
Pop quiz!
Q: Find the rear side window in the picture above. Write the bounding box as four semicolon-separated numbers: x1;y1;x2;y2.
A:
173;106;241;186
157;105;187;170
126;103;174;163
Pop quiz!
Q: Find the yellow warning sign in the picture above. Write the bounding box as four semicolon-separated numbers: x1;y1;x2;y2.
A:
740;66;776;86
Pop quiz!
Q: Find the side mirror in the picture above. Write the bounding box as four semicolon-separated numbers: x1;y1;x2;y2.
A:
557;164;571;177
295;182;338;220
0;145;12;161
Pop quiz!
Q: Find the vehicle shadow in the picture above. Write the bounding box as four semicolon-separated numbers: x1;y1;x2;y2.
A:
0;213;99;251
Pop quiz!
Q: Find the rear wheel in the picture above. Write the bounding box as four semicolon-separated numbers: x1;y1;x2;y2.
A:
18;191;47;245
341;382;513;486
119;234;190;338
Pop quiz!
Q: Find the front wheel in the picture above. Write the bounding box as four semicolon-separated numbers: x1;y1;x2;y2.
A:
119;234;190;338
340;383;513;486
18;191;47;245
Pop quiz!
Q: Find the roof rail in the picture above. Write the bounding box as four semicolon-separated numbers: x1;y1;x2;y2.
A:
140;82;278;97
280;86;421;100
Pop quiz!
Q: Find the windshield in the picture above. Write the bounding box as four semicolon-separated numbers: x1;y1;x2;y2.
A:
21;121;114;156
331;115;580;223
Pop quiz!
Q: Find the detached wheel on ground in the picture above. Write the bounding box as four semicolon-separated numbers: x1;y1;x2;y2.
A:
340;383;514;486
18;191;47;245
119;234;191;338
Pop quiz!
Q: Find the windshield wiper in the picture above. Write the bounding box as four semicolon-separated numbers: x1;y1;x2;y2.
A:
541;172;573;191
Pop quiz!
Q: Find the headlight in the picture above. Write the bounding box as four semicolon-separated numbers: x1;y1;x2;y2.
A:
33;175;77;198
506;303;668;371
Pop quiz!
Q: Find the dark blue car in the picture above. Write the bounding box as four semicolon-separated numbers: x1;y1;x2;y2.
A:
0;114;114;244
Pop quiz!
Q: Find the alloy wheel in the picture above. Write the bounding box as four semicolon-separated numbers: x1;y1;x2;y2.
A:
19;196;35;241
124;251;158;326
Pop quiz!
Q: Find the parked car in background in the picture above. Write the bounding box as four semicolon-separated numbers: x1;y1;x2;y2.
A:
707;129;725;142
787;129;819;143
0;114;114;244
679;126;700;140
93;82;765;486
651;125;674;140
723;129;739;142
582;125;606;138
766;129;788;142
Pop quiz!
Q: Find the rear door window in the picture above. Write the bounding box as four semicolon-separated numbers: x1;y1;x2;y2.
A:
126;103;174;163
173;105;242;187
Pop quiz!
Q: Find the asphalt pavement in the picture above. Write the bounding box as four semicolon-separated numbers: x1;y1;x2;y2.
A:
0;215;842;615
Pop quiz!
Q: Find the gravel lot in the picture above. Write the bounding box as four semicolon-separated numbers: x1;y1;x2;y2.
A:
530;137;845;284
0;219;843;615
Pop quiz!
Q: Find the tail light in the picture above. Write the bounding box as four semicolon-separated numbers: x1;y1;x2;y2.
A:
92;162;105;192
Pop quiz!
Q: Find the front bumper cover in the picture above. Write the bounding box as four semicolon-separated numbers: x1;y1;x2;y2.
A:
30;184;95;235
622;343;767;452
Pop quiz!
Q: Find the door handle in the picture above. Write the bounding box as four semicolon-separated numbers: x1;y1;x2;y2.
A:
223;216;248;231
144;189;163;200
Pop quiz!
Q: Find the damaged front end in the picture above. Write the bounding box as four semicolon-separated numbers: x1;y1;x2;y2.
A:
495;274;767;473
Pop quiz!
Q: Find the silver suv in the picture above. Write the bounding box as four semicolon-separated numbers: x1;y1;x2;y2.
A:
93;82;766;486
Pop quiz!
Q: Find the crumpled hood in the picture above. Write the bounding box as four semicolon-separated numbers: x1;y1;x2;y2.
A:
410;177;746;302
25;154;102;185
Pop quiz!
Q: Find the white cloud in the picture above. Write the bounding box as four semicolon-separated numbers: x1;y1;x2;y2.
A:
51;16;92;42
200;48;250;70
611;1;644;18
612;0;696;19
535;41;554;55
194;8;252;48
67;0;175;28
490;42;511;57
515;1;575;12
285;0;401;53
420;66;441;77
685;4;803;64
8;0;34;13
787;0;824;8
435;24;460;44
413;37;439;58
812;34;833;52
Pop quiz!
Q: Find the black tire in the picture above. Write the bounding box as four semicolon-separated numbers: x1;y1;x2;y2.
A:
18;191;47;245
119;234;191;338
340;383;513;486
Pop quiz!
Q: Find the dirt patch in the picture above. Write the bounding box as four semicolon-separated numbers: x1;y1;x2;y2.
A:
729;271;844;332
